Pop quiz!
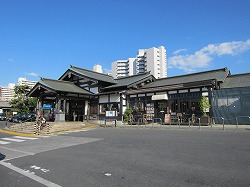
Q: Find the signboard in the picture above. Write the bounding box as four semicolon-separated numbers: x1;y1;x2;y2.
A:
152;94;168;100
106;111;117;117
43;104;52;109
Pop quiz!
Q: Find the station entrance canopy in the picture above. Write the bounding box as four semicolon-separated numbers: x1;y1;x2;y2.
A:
27;78;94;122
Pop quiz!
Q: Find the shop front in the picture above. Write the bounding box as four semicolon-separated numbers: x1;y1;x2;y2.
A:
126;87;213;124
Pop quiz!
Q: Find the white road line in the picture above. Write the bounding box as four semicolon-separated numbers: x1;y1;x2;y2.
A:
0;162;61;187
13;136;38;140
0;140;11;145
1;138;25;142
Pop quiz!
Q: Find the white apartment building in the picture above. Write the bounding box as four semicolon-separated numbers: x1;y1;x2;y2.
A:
112;46;167;79
112;58;136;78
0;83;15;101
18;77;36;88
0;78;37;101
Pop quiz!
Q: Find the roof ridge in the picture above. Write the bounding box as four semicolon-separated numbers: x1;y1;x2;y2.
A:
41;78;74;84
70;65;113;78
162;67;228;80
115;72;150;80
228;72;250;77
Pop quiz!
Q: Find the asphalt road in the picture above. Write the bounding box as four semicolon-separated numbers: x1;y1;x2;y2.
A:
0;120;10;129
1;127;250;187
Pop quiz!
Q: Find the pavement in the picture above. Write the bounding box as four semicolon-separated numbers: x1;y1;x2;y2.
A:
0;121;100;137
0;120;249;137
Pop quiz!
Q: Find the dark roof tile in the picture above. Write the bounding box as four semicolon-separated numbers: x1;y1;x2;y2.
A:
142;67;230;88
69;66;116;84
220;73;250;88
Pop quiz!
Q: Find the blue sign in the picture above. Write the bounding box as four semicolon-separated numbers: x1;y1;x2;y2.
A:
43;104;52;109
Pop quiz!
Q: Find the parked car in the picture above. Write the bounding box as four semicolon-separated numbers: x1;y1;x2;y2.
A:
12;113;37;123
12;113;26;123
25;113;36;122
0;113;6;121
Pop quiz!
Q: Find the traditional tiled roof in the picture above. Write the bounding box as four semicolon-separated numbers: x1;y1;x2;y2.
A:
142;67;230;88
103;72;155;90
28;78;93;97
64;65;116;84
220;73;250;88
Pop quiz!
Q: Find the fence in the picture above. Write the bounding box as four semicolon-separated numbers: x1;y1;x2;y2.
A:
122;115;249;130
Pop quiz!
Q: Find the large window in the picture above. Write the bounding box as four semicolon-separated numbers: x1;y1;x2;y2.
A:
99;103;120;115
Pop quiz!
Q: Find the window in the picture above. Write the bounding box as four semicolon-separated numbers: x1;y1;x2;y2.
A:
100;104;109;114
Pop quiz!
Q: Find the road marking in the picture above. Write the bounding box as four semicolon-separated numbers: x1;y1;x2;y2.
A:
31;165;50;172
105;173;112;176
0;140;11;145
0;162;61;187
13;136;38;140
1;137;25;142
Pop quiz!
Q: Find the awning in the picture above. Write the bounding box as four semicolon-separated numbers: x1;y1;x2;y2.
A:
152;94;168;100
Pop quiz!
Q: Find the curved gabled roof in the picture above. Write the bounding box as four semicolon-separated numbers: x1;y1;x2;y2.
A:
142;67;230;88
60;65;116;84
103;72;155;90
28;78;93;97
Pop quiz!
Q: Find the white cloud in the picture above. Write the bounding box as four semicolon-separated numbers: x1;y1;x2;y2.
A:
172;48;188;55
25;72;38;76
168;39;250;73
200;39;250;56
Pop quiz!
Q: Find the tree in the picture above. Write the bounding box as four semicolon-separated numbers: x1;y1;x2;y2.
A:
123;108;133;123
9;85;37;114
199;96;211;116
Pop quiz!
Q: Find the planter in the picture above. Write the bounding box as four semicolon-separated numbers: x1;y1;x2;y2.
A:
200;116;211;126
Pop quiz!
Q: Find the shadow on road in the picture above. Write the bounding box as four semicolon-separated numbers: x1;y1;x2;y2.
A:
0;153;6;161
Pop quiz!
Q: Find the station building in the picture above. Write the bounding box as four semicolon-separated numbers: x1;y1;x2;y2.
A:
27;66;250;124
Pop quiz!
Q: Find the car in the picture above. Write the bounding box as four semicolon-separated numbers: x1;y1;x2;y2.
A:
12;113;26;123
25;113;36;122
12;113;37;123
0;113;6;121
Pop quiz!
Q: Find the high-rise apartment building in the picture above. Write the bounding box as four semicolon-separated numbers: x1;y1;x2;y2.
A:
18;77;36;88
112;58;136;78
0;83;15;101
112;46;167;79
0;78;37;101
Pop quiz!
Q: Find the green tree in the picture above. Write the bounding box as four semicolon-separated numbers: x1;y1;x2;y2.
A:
123;108;133;123
9;85;37;114
199;96;211;116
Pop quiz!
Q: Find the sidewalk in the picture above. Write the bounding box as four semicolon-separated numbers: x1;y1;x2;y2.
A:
1;121;99;136
1;121;249;137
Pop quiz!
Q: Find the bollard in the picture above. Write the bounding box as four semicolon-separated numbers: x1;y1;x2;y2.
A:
34;123;37;135
47;123;50;134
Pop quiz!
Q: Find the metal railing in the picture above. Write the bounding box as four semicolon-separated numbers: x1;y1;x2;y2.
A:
122;115;250;131
151;118;162;128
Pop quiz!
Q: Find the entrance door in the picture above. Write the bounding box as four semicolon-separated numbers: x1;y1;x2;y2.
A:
156;100;169;123
68;100;85;121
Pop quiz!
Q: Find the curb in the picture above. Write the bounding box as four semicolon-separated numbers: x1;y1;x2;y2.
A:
0;129;37;137
0;125;97;137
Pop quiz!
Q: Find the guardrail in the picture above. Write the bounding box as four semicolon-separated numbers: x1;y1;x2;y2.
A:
120;115;250;131
151;118;162;128
236;116;250;130
211;117;225;130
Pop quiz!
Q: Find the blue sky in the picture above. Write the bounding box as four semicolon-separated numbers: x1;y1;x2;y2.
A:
1;0;250;86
